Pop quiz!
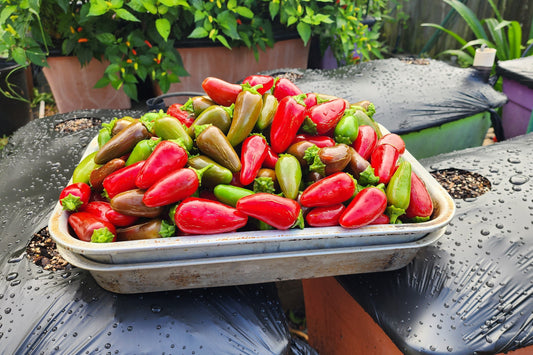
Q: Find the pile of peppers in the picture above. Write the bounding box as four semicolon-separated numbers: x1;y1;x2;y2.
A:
58;75;434;243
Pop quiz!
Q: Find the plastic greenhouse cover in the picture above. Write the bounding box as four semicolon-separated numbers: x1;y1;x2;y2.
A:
0;111;317;355
496;56;533;89
266;58;507;135
336;133;533;354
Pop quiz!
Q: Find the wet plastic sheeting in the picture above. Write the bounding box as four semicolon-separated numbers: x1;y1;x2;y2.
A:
0;111;314;355
496;56;533;89
275;58;507;135
337;134;533;354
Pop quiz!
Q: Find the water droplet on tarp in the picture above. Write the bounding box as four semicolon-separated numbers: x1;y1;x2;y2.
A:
151;305;162;313
507;157;521;164
6;272;18;281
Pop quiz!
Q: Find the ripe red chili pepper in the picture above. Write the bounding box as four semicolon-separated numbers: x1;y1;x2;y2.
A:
299;172;355;207
102;161;145;199
242;75;275;95
272;78;303;101
270;96;306;153
240;135;268;186
370;143;399;184
354;125;378;160
143;167;206;207
404;172;434;221
339;187;388;229
68;212;116;243
292;134;336;148
59;182;91;212
303;98;346;135
377;133;406;155
201;77;242;106
305;204;345;227
174;197;248;234
369;213;390;225
236;193;301;230
262;146;279;169
135;140;188;189
167;103;195;127
83;201;139;227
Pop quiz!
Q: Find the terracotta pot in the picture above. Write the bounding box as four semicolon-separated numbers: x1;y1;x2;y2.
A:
157;37;309;96
43;57;131;113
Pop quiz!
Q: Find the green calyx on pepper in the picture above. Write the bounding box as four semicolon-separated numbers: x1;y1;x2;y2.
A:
253;176;275;194
97;118;117;148
91;227;116;243
303;145;326;177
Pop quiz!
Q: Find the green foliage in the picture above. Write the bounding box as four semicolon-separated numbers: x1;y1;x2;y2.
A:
0;135;8;150
0;0;399;100
421;0;533;67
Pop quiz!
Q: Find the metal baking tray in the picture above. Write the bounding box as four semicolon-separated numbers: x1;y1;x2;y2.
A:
57;226;446;293
49;128;455;266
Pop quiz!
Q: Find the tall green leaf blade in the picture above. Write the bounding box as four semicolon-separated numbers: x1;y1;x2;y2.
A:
508;21;522;59
484;18;509;60
438;49;474;67
421;23;475;56
444;0;488;40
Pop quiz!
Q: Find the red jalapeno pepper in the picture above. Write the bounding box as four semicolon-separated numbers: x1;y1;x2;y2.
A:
369;213;390;225
174;197;248;234
377;133;406;155
240;135;268;186
83;201;139;227
143;166;211;207
202;77;242;106
68;212;116;243
270;96;306;153
167;103;195;127
354;125;378;161
305;204;345;227
59;182;91;212
236;193;301;230
302;98;346;135
404;171;434;222
339;187;388;229
273;77;303;101
242;75;275;95
135;140;188;190
292;134;336;148
262;146;279;169
300;172;355;207
370;143;399;184
102;160;146;199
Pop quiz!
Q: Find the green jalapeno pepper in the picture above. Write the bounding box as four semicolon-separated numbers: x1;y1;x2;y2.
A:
334;112;359;145
72;151;102;184
213;184;254;207
153;115;194;152
195;124;241;172
227;88;263;146
188;105;233;136
125;138;161;166
385;160;412;224
187;155;233;188
256;93;278;131
275;154;302;200
352;108;382;138
95;121;151;165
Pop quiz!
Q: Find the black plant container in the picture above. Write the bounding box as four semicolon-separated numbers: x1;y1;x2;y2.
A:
0;60;32;136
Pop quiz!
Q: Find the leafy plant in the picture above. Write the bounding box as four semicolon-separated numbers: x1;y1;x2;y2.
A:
421;0;533;67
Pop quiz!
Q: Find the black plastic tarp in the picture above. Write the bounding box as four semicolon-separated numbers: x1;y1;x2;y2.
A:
268;58;507;136
337;133;533;354
0;111;317;355
496;56;533;89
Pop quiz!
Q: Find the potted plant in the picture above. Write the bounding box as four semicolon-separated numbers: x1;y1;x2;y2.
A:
0;0;386;110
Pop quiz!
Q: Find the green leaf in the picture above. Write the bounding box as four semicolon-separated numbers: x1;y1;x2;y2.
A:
142;0;158;14
115;8;140;22
235;6;253;19
287;15;298;27
88;1;108;16
0;6;16;25
444;0;488;41
216;35;231;49
123;82;138;101
156;18;171;41
421;23;475;56
96;33;116;45
12;47;27;66
94;76;111;88
269;1;279;19
188;27;208;39
437;49;474;67
296;22;311;45
508;21;522;60
105;63;121;74
484;18;509;60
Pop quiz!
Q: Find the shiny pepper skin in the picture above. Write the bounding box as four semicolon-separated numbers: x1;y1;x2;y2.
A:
236;193;301;230
370;143;400;184
239;135;268;186
339;187;388;228
270;96;306;153
174;197;248;234
299;172;355;207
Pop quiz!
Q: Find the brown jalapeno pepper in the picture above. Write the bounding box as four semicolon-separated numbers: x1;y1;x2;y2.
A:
116;219;175;241
188;105;232;136
89;158;126;191
110;189;164;218
95;121;150;165
195;124;241;172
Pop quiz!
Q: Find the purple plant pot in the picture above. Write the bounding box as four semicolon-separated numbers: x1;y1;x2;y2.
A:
501;78;533;139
